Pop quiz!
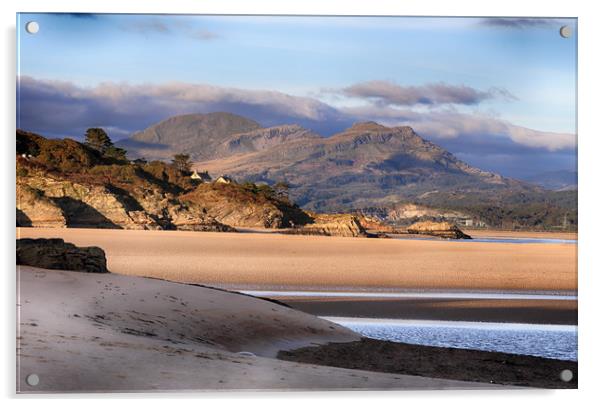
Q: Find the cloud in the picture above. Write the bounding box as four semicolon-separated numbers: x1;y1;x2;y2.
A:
335;80;516;107
121;18;219;41
341;105;575;152
125;20;170;34
480;18;558;29
16;76;346;139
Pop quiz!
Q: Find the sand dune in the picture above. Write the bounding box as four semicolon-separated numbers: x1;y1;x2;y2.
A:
18;227;577;292
17;266;488;392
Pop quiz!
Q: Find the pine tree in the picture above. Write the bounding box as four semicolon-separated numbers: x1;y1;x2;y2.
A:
84;128;113;154
104;145;128;161
172;153;192;173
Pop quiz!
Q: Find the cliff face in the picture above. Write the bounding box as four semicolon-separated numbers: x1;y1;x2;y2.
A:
17;164;234;232
18;170;158;229
17;184;66;228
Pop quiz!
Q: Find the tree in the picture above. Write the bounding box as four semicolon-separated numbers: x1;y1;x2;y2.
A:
84;128;128;161
104;145;128;161
85;128;113;154
171;153;192;173
273;181;290;199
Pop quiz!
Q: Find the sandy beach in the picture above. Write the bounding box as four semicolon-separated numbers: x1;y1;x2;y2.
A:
16;228;578;391
17;266;489;392
17;227;578;292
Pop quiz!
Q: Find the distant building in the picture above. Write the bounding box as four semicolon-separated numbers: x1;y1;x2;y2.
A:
215;175;234;184
455;218;487;228
191;170;211;182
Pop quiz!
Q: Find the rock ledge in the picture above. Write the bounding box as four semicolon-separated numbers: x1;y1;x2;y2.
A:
407;221;471;239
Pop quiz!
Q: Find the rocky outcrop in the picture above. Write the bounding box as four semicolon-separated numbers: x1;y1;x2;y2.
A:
286;214;368;237
181;182;311;229
167;204;235;232
17;184;66;227
355;214;394;233
17;238;109;273
18;173;161;230
406;221;471;239
17;160;233;232
361;203;472;225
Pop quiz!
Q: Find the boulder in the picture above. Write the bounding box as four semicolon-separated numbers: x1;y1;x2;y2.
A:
16;238;109;273
406;221;471;239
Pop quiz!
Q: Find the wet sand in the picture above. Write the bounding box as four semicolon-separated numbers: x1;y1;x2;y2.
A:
283;298;578;325
279;338;577;389
17;227;578;292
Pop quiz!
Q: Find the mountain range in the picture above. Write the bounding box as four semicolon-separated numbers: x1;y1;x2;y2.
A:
118;112;541;212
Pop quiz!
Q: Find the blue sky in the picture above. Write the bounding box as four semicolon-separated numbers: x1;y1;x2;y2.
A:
16;14;577;178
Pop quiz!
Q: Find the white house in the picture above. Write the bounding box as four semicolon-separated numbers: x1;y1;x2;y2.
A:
215;175;234;184
190;170;211;182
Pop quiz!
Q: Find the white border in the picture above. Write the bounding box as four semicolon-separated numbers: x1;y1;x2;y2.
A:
2;0;601;405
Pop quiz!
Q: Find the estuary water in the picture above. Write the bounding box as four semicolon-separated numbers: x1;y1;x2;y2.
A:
323;317;578;361
393;236;577;244
240;290;576;300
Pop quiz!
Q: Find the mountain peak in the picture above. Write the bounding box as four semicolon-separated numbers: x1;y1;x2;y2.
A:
131;112;261;143
122;112;262;160
162;112;260;126
347;121;391;132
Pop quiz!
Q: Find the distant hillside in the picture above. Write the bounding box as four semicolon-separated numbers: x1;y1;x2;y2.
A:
195;121;533;211
117;112;301;160
525;170;577;191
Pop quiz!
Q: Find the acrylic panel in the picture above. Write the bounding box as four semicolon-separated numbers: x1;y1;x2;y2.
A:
16;14;577;393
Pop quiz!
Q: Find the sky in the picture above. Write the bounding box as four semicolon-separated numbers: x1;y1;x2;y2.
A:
16;13;577;179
